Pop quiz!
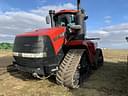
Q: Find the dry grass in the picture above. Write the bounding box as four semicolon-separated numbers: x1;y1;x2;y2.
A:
0;73;72;96
0;49;128;96
0;49;12;57
103;49;128;62
0;50;12;68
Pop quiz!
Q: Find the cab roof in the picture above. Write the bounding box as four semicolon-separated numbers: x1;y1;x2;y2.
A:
55;10;78;15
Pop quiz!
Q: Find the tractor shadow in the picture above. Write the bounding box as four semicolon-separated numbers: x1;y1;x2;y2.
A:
71;61;128;96
7;65;36;81
7;64;58;83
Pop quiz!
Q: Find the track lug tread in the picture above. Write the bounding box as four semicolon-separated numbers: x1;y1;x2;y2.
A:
56;49;85;88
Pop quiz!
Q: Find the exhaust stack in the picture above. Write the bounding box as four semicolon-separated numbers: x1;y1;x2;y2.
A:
77;0;80;11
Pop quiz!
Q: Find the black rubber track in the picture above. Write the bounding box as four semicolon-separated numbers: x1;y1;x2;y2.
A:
93;48;104;70
56;49;85;88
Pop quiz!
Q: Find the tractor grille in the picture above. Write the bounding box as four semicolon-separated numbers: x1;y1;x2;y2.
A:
14;57;47;68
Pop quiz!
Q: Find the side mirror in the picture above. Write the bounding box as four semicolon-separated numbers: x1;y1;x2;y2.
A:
70;25;82;30
84;16;88;20
46;15;50;24
126;37;128;42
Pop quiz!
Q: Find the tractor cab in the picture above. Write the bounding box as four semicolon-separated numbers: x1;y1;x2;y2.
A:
46;9;88;40
54;10;77;27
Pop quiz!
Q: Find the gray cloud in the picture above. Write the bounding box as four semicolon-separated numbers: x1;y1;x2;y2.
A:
87;23;128;49
0;11;47;35
0;34;15;43
0;33;15;38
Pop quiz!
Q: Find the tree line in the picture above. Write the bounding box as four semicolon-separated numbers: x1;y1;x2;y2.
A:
0;43;13;49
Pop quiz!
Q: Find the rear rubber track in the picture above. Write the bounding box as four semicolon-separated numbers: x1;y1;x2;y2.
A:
56;49;85;88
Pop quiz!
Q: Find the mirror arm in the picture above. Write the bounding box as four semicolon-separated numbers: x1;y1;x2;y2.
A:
70;25;82;30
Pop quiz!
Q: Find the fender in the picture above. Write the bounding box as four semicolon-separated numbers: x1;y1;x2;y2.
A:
66;40;96;64
83;40;96;64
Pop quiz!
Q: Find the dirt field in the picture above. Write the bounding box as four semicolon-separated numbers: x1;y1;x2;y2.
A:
0;49;128;96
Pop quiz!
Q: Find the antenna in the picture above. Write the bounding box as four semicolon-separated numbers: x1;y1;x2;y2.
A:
77;0;80;10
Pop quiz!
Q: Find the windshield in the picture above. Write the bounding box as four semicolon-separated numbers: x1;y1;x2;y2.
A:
54;13;76;27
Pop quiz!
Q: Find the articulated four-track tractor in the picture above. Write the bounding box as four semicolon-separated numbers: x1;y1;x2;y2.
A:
13;0;104;88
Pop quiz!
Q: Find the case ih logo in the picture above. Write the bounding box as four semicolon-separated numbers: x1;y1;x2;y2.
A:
24;44;31;47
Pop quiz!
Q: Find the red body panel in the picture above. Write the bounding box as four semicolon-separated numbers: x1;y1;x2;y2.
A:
66;40;96;64
16;27;66;55
17;27;65;38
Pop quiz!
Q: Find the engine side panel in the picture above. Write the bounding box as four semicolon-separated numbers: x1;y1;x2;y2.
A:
51;32;65;55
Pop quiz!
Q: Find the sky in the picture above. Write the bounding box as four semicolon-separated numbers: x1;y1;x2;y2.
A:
0;0;128;49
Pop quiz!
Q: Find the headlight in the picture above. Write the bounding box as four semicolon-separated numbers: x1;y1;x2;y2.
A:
22;53;47;58
13;52;47;58
13;52;19;56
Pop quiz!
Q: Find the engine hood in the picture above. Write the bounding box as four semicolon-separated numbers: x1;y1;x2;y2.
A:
16;27;66;39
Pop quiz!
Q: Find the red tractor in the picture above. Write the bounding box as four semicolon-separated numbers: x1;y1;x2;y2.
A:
13;0;104;88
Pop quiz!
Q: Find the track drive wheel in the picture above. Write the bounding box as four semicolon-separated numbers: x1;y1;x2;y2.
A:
56;49;86;88
93;48;104;69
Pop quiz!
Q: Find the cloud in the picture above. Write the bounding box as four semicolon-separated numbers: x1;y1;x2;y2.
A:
0;34;15;43
0;3;75;43
35;0;47;6
31;3;76;16
87;23;128;49
0;11;47;35
0;33;15;38
102;23;128;32
104;16;112;24
123;16;128;20
36;0;47;3
104;16;112;19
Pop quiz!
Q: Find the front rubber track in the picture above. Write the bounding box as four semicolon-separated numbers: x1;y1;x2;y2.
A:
56;49;85;88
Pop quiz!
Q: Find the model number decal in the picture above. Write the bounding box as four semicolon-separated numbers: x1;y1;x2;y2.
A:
53;32;64;41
